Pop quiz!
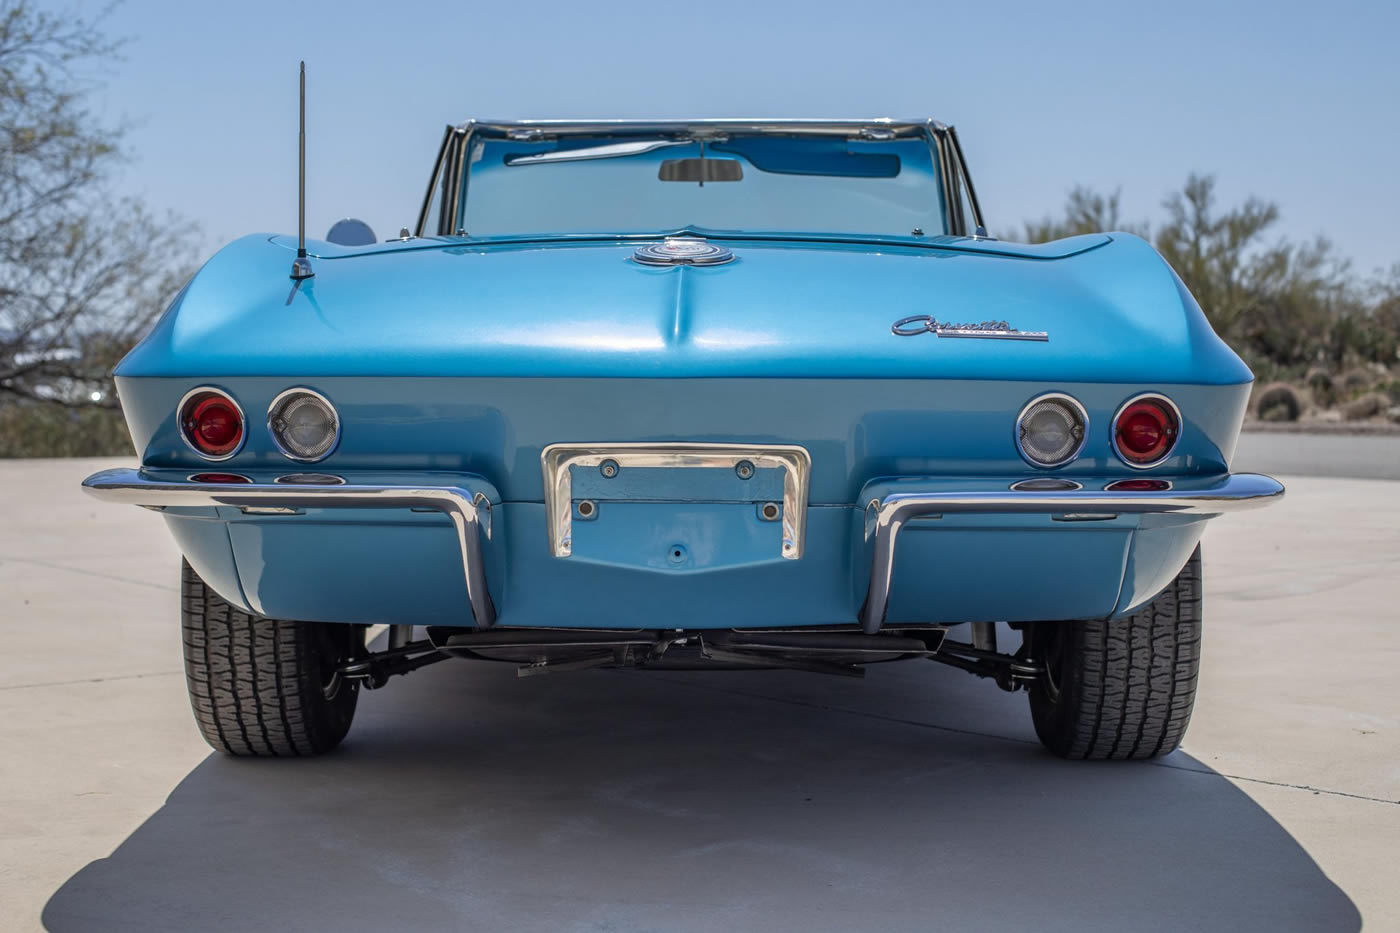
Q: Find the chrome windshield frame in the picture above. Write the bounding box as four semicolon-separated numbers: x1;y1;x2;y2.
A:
413;125;455;238
422;117;983;239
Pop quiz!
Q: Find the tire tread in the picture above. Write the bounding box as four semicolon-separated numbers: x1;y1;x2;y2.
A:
1030;547;1202;760
180;560;357;756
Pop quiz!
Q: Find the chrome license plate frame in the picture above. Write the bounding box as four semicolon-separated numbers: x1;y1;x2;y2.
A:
540;443;812;560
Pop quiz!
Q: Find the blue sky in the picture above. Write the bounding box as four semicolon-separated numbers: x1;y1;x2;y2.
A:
75;0;1399;276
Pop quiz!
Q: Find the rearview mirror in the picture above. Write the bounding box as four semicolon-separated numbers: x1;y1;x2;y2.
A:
658;158;743;183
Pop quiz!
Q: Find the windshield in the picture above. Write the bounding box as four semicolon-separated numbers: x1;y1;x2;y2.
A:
459;134;947;238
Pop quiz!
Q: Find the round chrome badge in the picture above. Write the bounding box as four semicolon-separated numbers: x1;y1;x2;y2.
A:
632;237;735;266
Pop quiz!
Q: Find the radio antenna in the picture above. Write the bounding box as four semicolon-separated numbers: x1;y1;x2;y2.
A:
290;61;314;281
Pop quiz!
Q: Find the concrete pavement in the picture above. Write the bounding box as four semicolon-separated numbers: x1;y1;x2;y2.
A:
1;457;1396;932
1233;429;1400;481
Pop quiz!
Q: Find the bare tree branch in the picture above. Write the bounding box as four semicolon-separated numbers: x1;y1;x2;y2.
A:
0;0;196;423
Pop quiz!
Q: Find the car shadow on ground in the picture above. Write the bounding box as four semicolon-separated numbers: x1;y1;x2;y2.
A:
43;657;1359;933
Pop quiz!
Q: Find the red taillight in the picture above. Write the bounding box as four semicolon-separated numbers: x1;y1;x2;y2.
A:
1105;478;1172;492
189;472;252;484
179;389;244;459
1113;396;1179;466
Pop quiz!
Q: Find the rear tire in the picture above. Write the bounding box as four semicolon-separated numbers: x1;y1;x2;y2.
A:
1027;545;1202;760
181;560;361;756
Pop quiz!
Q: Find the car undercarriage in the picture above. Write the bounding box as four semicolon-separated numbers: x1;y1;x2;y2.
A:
334;623;1042;691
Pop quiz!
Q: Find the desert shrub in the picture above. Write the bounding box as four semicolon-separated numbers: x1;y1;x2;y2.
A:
1253;382;1302;421
1304;367;1335;407
1341;392;1386;421
1027;181;1400;379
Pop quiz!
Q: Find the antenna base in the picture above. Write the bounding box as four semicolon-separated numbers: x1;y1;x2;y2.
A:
290;256;315;280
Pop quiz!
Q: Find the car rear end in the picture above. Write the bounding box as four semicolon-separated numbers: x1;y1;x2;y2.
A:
79;117;1284;759
95;366;1273;633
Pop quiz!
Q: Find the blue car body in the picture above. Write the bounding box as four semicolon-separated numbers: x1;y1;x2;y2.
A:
90;118;1275;634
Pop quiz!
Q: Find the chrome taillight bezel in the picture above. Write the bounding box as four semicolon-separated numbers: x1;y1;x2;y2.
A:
1111;393;1182;470
177;386;247;461
266;387;341;463
1015;392;1089;469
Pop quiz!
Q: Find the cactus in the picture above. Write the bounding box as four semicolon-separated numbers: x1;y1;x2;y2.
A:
1340;369;1375;395
1304;367;1335;407
1254;382;1302;422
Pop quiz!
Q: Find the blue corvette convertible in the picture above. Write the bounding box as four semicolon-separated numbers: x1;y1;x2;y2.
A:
83;114;1283;760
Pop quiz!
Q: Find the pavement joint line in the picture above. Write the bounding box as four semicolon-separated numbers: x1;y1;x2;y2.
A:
673;679;1400;806
0;670;183;692
0;555;177;593
1191;769;1400;806
10;665;1393;805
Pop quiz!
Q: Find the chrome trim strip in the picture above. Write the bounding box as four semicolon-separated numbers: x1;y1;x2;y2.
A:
266;387;342;463
1111;392;1183;470
540;443;812;560
1014;392;1089;469
80;468;496;628
859;472;1286;633
460;118;939;137
176;386;247;462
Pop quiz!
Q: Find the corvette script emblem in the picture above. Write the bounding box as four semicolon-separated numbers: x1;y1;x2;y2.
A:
891;315;1049;341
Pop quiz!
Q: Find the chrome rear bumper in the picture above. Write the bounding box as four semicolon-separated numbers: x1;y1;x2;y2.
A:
858;472;1284;632
83;467;1282;635
80;467;497;628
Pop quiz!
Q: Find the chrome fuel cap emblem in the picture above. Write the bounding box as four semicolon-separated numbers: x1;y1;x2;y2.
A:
632;237;735;266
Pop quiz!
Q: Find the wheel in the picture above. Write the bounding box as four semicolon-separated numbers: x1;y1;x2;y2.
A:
1027;545;1202;760
180;559;361;756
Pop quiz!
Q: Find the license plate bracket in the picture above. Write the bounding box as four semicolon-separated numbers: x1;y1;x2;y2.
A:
541;443;812;560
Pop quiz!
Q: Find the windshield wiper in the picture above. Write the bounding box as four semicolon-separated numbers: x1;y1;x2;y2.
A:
504;139;689;166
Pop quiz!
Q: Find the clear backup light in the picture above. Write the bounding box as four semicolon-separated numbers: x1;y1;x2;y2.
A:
178;388;245;460
1016;394;1088;468
1113;394;1181;468
267;388;340;462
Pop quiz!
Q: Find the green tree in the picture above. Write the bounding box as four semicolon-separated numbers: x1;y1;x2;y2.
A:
1021;185;1147;243
1021;174;1397;375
